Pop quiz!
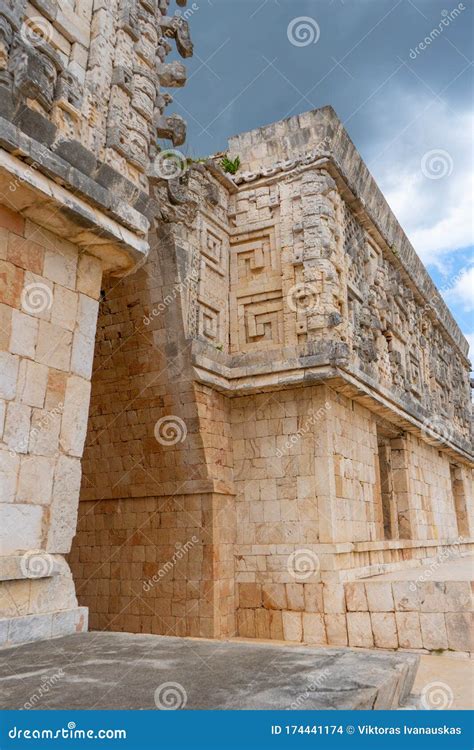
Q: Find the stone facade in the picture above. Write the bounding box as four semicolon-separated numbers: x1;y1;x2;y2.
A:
0;0;193;646
70;107;473;653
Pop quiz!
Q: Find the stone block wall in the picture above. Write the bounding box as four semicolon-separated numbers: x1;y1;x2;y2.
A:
0;203;102;646
70;492;234;638
403;434;460;541
345;579;473;653
69;170;236;639
235;570;473;654
0;0;194;646
229;108;472;456
69;108;473;653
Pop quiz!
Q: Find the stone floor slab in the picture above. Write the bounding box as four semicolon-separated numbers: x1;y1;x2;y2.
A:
0;632;419;710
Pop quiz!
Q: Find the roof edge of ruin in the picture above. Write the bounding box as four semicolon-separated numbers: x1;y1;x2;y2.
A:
227;106;469;360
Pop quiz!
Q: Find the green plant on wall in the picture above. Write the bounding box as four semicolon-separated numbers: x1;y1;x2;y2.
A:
220;155;241;175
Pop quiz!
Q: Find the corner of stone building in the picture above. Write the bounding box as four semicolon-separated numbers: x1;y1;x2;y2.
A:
0;0;194;648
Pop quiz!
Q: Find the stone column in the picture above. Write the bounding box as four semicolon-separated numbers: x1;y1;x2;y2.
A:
0;184;144;647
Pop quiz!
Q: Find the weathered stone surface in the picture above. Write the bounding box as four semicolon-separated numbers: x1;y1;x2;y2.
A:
347;612;374;648
345;582;368;611
302;612;326;644
0;633;419;710
392;581;420;612
46;456;82;553
0;0;195;649
445;612;473;652
59;375;91;457
0;503;43;554
282;611;302;642
371;612;398;649
395;612;423;649
419;612;448;650
366;583;395;613
1;85;472;661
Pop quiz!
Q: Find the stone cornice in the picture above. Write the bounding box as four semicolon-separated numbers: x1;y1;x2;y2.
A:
190;340;473;465
0;149;148;274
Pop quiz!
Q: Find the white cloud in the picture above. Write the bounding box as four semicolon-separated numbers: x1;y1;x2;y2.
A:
366;97;474;270
443;265;474;312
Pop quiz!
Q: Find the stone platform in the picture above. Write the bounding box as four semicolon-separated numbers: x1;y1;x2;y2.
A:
343;555;473;654
0;632;418;710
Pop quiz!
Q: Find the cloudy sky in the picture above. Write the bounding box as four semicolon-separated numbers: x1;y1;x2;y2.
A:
170;0;473;355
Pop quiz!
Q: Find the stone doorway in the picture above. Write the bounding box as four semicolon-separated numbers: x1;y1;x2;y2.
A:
450;464;469;537
375;426;401;541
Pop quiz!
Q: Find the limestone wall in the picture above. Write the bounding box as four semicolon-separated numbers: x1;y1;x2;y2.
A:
228;109;471;456
70;492;234;638
403;434;459;541
70;170;236;639
0;204;103;645
69;109;472;652
0;0;194;646
0;0;191;216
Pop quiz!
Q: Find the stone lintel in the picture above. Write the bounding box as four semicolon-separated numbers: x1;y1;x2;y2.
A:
0;150;148;275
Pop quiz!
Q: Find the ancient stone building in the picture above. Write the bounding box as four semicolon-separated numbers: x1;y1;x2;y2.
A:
69;107;473;653
0;2;471;657
0;0;193;645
